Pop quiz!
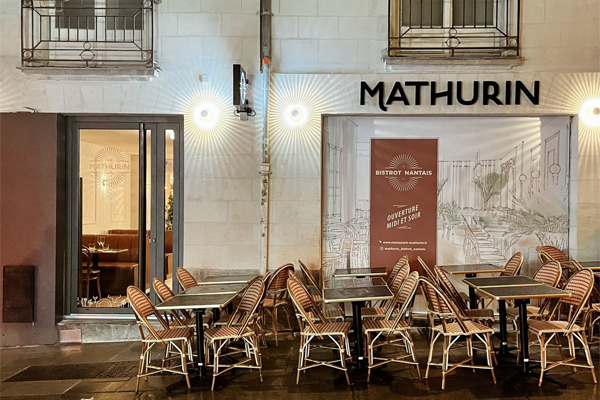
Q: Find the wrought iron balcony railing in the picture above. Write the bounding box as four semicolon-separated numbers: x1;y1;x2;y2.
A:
388;0;520;57
22;0;153;68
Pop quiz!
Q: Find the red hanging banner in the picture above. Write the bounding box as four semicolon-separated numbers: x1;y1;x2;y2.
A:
370;139;438;274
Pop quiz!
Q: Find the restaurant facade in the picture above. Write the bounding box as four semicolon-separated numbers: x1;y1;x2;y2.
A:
0;0;599;346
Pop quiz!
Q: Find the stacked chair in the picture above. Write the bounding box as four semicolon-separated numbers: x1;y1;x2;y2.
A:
263;263;296;346
297;260;345;322
538;245;578;286
287;272;352;385
420;276;497;390
127;285;194;391
362;270;421;382
361;260;409;320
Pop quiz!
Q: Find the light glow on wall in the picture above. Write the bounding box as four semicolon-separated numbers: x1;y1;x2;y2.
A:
193;102;220;130
284;104;308;127
579;98;600;128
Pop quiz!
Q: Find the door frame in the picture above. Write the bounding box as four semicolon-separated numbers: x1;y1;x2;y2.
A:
64;114;184;315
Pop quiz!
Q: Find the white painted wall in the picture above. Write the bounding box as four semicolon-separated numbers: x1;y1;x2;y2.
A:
0;0;598;279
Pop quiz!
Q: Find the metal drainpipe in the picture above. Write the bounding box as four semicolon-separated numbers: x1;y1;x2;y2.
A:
259;0;271;275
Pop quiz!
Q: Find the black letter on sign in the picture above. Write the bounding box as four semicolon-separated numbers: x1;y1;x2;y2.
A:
483;81;502;105
431;81;454;105
515;81;540;105
456;81;479;106
405;81;429;105
360;81;387;111
386;82;410;106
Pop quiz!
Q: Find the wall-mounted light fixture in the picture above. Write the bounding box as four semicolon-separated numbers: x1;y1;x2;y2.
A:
193;102;219;129
580;98;600;128
285;104;308;127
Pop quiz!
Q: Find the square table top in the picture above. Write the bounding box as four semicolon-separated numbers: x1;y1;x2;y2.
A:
197;274;258;285
439;263;505;275
333;267;387;278
575;261;600;270
474;284;571;301
463;276;542;289
323;284;393;304
156;293;237;310
324;277;386;289
182;283;247;296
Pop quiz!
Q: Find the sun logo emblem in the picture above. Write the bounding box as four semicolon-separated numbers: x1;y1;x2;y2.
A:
385;154;422;192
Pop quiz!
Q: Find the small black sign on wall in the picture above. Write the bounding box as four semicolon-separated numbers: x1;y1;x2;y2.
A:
3;265;35;323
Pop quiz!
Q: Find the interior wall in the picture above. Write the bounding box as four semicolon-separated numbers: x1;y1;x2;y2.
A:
0;113;59;346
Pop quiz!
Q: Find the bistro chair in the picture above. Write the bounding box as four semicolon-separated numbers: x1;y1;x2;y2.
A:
263;263;296;346
127;286;194;391
152;278;211;329
538;245;578;286
363;271;421;382
287;273;352;385
420;277;497;390
297;260;345;322
527;269;597;386
417;256;437;282
80;245;101;300
361;262;409;320
176;267;199;291
504;261;562;362
203;278;265;391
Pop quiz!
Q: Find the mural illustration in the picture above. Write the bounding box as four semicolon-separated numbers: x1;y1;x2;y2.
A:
322;116;571;278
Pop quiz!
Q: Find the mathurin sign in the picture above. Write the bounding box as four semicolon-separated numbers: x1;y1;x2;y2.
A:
360;80;540;111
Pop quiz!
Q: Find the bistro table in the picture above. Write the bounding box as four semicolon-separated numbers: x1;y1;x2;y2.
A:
468;281;570;382
333;267;387;278
574;260;600;270
156;292;239;379
463;276;542;355
182;283;247;295
87;248;127;270
440;263;506;309
323;277;392;368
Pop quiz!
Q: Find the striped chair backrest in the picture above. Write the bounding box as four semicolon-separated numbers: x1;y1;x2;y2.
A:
561;269;594;330
177;268;198;290
417;256;437;281
387;271;419;321
419;277;466;332
127;285;169;337
389;263;410;294
387;256;409;285
230;278;265;336
533;261;562;287
538;245;568;264
287;274;325;334
267;263;295;291
501;252;523;277
152;278;174;302
434;265;467;313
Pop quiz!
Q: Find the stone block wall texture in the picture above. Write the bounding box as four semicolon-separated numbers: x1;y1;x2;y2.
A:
0;0;598;283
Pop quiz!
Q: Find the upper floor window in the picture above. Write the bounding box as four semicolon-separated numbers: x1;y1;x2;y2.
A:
22;0;153;69
389;0;519;57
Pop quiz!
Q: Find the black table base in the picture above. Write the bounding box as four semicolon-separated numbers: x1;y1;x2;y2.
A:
351;301;365;369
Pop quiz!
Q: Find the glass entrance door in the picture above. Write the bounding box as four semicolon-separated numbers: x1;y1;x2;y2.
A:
68;117;183;313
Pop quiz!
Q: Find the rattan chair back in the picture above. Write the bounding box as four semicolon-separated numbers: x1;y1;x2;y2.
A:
387;271;419;323
533;261;562;287
267;263;295;291
176;268;198;290
387;255;409;285
434;265;468;314
417;256;437;282
538;245;569;264
561;269;594;324
500;252;523;277
298;260;321;291
389;262;410;294
419;277;461;328
287;273;326;335
153;277;174;301
227;278;265;337
127;285;169;339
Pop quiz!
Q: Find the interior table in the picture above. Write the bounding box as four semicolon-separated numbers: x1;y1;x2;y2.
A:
156;292;238;381
197;274;258;285
87;248;127;270
440;263;506;309
463;276;542;355
323;278;393;368
333;267;387;278
472;283;570;382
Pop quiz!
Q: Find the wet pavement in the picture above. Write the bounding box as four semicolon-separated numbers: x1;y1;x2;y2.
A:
1;329;598;399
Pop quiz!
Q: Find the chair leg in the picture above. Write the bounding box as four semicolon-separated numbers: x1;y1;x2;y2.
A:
135;342;146;392
340;336;350;385
442;336;449;390
96;277;101;299
538;334;546;387
181;340;191;389
211;340;219;391
273;306;279;347
425;331;439;379
486;334;497;384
